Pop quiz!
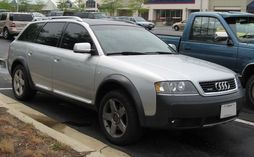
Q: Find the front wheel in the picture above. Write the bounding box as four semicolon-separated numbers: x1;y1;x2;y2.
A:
12;65;36;101
246;75;254;108
174;26;179;31
98;90;142;145
3;28;10;39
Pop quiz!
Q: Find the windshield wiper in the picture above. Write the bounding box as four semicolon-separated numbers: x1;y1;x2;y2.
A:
107;51;146;56
146;51;174;55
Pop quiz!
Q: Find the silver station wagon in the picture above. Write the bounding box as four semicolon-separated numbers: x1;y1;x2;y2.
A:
7;17;244;145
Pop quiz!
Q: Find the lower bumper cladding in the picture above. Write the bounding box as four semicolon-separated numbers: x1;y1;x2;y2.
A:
142;90;244;129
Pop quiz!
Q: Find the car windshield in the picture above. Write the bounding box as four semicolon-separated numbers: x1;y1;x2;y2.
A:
10;14;33;21
92;25;173;55
225;17;254;43
134;17;146;22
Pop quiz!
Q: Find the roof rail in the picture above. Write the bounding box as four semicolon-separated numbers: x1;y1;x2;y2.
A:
47;16;83;22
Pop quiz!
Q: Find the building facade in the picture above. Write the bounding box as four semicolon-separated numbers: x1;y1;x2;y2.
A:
208;0;252;12
143;0;253;25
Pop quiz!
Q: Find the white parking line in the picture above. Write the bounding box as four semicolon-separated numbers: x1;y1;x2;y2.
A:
0;88;12;91
235;118;254;127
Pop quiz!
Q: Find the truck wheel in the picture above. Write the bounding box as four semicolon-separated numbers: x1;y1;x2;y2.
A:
174;26;179;31
246;75;254;108
12;65;36;101
98;90;142;145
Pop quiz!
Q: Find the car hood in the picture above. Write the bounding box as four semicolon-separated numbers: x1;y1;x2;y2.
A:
107;54;235;82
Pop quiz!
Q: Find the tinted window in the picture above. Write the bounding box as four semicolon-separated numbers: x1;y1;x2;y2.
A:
190;17;228;44
18;23;45;42
36;22;65;47
74;12;88;18
61;23;93;50
88;14;94;19
9;14;33;21
0;13;7;20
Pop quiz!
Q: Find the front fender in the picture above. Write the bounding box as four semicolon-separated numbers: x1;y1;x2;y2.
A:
95;74;146;126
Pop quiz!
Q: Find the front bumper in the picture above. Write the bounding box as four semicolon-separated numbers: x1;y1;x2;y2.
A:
143;90;244;129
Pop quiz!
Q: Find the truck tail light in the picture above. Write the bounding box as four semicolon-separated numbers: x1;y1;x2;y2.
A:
10;23;16;27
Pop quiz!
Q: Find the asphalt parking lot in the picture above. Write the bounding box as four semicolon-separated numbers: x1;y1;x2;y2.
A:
1;29;254;157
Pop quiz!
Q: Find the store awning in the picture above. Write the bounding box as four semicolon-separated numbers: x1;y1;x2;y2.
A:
247;1;254;13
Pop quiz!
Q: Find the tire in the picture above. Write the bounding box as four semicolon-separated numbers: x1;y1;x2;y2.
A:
174;26;179;31
98;90;142;145
12;65;36;101
246;75;254;108
3;28;10;39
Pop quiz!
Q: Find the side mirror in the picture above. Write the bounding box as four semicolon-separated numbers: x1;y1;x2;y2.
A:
227;38;234;46
214;32;228;41
73;43;91;53
168;44;177;52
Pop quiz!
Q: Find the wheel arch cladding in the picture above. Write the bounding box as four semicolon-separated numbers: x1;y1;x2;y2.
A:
242;64;254;87
11;58;35;90
95;74;146;126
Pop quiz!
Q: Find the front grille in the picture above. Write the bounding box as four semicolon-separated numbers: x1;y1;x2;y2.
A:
199;79;236;93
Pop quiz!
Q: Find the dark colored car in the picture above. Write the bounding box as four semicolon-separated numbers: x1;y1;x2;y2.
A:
115;16;155;30
73;12;108;19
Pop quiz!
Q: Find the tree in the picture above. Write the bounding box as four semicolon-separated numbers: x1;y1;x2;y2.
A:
74;0;85;11
99;0;123;16
128;0;148;15
18;0;31;12
0;0;12;11
30;0;45;12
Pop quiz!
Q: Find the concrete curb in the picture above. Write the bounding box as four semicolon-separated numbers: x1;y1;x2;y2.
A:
0;95;94;153
0;93;130;157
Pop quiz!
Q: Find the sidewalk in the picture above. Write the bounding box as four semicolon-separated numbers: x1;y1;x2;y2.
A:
0;93;130;157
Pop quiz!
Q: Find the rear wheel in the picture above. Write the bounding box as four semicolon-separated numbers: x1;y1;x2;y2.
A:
12;65;36;101
99;90;142;145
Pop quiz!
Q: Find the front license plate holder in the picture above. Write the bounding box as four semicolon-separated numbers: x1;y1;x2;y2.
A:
220;102;236;119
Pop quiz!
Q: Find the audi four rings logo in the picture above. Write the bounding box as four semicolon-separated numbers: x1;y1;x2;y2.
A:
215;81;230;91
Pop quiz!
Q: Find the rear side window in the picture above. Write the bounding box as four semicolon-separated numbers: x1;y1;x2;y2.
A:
18;23;45;42
36;22;65;47
60;23;93;50
0;13;7;20
9;14;33;21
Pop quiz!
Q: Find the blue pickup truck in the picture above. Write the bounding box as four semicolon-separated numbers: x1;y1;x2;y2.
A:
158;12;254;107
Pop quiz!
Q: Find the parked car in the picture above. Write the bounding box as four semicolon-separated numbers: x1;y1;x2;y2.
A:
172;20;186;31
45;10;64;17
158;12;254;107
0;12;33;39
8;17;243;145
73;12;108;19
31;12;47;21
115;16;155;30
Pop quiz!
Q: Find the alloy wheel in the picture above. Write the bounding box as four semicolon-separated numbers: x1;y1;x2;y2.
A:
13;69;25;96
102;98;128;138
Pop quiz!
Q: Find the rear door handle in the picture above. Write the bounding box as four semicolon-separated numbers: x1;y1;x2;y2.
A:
54;58;60;63
27;52;32;56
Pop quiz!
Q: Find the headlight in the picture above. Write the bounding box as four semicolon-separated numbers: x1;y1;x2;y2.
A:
155;81;198;95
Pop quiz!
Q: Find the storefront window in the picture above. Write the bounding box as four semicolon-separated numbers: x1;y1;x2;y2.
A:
155;9;182;25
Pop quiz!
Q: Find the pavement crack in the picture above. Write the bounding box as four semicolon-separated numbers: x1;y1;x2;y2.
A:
99;145;109;153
